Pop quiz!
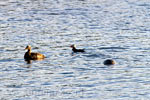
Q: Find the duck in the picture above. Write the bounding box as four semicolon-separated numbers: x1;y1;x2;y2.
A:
24;45;45;60
103;59;115;65
70;44;85;52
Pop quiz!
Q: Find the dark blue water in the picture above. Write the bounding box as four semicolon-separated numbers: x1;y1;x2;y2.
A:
1;0;150;99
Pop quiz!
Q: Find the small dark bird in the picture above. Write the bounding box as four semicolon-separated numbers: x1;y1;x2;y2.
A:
103;59;115;65
70;44;85;52
24;45;45;60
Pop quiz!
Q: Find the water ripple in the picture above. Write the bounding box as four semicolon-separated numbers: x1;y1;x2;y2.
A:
0;0;150;100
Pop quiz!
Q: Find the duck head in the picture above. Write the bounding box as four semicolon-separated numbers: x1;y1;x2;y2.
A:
70;44;76;48
25;45;31;50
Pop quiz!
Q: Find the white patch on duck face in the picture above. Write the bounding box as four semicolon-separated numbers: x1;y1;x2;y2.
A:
28;45;31;49
71;44;75;46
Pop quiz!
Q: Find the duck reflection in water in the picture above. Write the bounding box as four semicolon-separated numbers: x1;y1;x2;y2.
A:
25;60;32;64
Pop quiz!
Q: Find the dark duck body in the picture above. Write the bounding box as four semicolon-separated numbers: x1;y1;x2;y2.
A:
24;45;45;60
70;44;85;52
103;59;115;65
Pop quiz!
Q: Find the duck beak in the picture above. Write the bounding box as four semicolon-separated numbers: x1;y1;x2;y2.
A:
25;47;28;50
70;45;73;48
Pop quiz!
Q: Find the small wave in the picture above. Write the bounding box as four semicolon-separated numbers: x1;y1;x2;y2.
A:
84;53;105;58
79;84;95;88
7;18;32;22
99;47;127;50
74;67;93;71
60;72;74;75
84;53;111;59
5;49;19;52
0;59;14;62
5;84;22;88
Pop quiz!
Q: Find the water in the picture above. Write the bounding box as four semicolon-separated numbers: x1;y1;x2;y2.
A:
0;0;150;99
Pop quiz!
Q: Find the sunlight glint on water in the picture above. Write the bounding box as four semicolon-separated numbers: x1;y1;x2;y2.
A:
0;0;150;100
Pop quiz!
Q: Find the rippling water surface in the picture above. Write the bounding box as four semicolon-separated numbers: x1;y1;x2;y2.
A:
1;0;150;99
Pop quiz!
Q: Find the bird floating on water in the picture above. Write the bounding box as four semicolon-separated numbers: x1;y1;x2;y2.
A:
70;44;85;53
103;59;115;65
24;45;45;60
